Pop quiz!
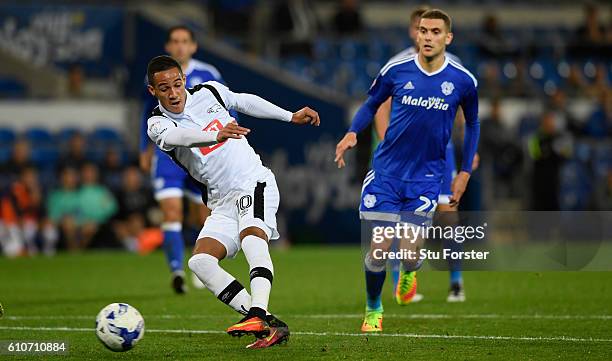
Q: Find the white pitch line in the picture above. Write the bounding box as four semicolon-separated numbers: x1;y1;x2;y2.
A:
0;325;610;343
3;314;612;320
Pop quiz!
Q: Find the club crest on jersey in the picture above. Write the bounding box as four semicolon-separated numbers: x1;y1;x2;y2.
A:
363;194;377;208
401;95;449;111
207;104;223;113
441;81;454;96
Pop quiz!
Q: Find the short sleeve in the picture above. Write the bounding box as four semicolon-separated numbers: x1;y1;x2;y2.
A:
147;116;177;151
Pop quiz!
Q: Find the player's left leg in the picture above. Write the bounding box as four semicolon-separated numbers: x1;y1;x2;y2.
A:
227;174;289;347
395;184;440;305
436;203;465;302
359;170;404;332
438;142;465;302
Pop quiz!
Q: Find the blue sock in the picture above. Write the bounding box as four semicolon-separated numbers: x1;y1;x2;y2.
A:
390;258;400;289
365;269;385;311
364;254;385;311
450;270;463;285
162;223;184;273
445;236;463;285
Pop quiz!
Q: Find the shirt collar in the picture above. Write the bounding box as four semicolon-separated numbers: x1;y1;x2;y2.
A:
183;59;195;76
158;89;191;119
414;54;449;76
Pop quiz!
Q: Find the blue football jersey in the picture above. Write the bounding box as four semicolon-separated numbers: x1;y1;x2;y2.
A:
366;55;479;182
139;59;225;152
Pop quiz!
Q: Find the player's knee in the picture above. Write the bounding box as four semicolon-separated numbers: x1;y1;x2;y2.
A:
192;237;227;260
364;252;386;272
239;226;268;242
160;199;183;222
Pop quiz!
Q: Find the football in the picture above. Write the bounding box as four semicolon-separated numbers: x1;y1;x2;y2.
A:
95;303;145;352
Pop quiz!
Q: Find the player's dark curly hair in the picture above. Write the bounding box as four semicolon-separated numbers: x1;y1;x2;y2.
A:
147;55;184;85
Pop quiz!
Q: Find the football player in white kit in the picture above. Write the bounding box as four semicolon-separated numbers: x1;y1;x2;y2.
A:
146;55;320;349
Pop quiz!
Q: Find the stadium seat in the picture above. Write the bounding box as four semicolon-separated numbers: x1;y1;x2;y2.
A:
24;128;53;144
90;127;122;143
0;128;16;144
56;127;81;142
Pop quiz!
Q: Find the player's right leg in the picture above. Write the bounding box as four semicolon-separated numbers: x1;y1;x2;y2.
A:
188;236;252;315
185;180;211;290
359;170;403;332
152;152;188;294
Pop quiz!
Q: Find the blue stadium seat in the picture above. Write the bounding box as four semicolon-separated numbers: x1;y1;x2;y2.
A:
56;127;81;142
30;146;59;167
90;127;122;143
0;128;16;144
24;128;53;144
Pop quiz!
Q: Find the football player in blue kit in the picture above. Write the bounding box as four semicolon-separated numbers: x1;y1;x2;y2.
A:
335;9;480;332
139;25;233;294
374;6;478;304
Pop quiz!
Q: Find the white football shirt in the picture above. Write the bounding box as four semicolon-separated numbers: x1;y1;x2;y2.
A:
147;81;292;208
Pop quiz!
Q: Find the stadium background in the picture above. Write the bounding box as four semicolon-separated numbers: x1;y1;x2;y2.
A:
0;0;610;254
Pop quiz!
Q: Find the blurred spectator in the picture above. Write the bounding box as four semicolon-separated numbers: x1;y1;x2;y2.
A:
563;63;589;97
480;99;523;198
528;111;572;210
0;167;57;257
77;163;118;248
270;0;317;57
583;90;612;138
586;63;610;97
506;60;540;98
477;14;516;60
332;0;364;35
547;90;577;135
58;133;89;170
113;166;154;252
68;64;84;98
209;0;256;37
100;149;125;193
569;3;610;60
0;139;33;188
47;167;82;251
478;62;503;99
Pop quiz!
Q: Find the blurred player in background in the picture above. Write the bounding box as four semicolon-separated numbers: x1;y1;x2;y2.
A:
139;25;231;294
145;55;320;348
335;9;480;332
374;6;477;303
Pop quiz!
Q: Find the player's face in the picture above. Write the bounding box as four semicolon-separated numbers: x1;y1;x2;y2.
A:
417;18;453;59
147;68;187;114
165;29;197;65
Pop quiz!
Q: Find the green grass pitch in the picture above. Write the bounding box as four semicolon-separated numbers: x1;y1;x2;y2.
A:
0;247;611;360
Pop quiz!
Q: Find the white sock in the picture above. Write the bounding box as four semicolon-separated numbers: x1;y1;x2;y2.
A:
188;253;251;315
241;235;273;312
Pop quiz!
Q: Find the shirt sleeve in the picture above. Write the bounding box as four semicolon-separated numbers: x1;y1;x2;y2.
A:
147;116;178;151
460;82;480;173
204;81;293;122
348;71;394;134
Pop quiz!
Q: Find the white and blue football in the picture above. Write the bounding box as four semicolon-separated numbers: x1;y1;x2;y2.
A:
95;303;145;352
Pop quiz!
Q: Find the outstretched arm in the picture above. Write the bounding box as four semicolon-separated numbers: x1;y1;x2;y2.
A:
206;81;320;126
